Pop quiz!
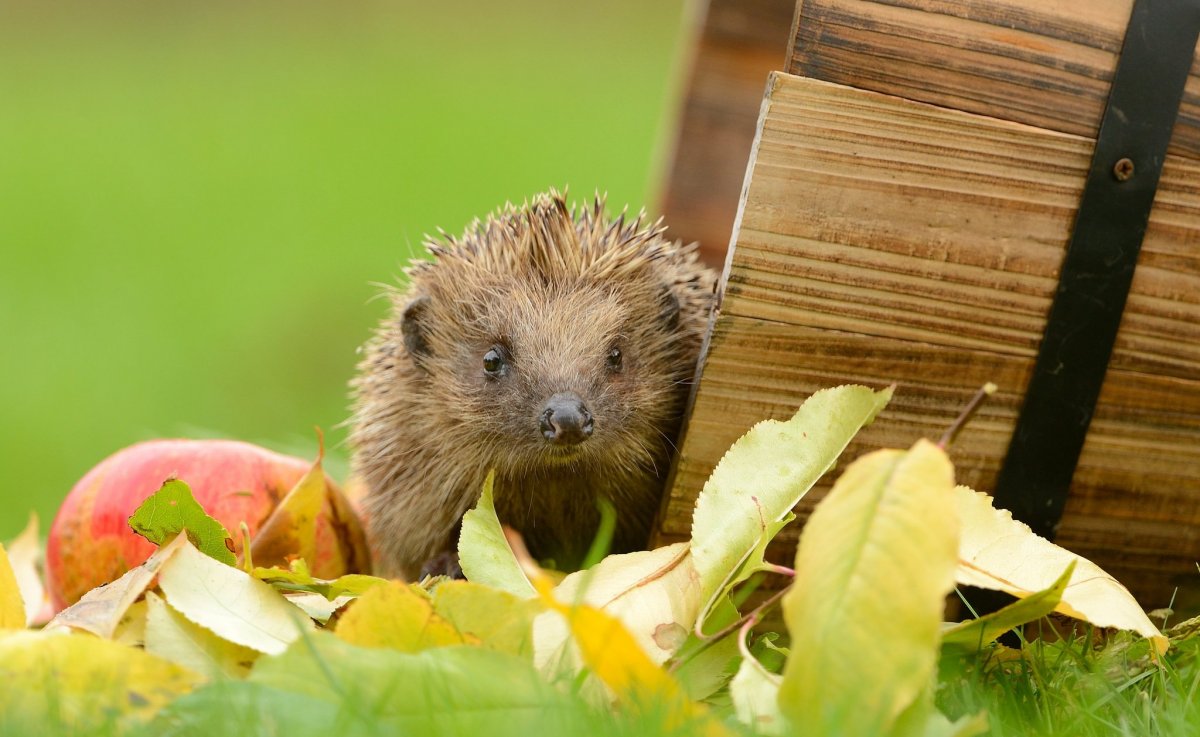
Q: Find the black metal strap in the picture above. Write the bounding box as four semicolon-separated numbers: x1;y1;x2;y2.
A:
991;0;1200;540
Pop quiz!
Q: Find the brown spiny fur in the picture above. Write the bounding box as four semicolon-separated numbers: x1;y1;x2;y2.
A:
350;190;715;578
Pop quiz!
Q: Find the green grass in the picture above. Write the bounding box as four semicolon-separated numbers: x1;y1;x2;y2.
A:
0;0;690;537
938;623;1200;736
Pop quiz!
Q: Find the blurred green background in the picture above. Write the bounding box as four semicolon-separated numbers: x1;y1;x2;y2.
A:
0;0;693;538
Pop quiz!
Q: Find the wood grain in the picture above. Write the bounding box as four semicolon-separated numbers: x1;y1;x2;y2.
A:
656;0;798;266
789;0;1200;159
656;72;1200;608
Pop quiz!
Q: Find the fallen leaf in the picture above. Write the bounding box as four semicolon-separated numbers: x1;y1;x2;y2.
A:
252;560;385;599
527;565;731;736
670;595;742;701
157;538;313;655
144;591;259;679
114;599;148;648
916;710;991;737
335;580;471;651
779;440;959;736
283;592;354;623
692;385;892;631
0;629;200;731
249;438;326;571
5;513;46;626
943;562;1074;650
129;479;236;566
730;653;784;736
433;580;542;657
0;543;24;629
954;485;1168;654
46;533;190;638
458;471;535;597
533;543;700;678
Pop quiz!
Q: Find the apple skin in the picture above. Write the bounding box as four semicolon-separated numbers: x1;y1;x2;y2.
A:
46;438;366;611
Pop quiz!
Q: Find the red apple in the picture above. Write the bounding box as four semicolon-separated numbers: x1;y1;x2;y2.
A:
46;438;369;611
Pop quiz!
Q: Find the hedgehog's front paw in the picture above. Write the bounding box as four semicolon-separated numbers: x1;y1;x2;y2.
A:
418;550;463;580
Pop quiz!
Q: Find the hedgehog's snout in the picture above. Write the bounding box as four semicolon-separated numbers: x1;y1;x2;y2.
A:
540;392;593;446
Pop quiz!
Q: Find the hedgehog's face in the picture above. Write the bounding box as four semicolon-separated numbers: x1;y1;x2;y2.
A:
401;276;691;475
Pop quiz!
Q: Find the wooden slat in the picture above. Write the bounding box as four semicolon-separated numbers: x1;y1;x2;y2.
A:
656;72;1200;607
789;0;1200;160
657;0;797;266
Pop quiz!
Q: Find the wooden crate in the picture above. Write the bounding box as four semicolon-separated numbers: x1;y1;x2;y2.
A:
653;0;1200;610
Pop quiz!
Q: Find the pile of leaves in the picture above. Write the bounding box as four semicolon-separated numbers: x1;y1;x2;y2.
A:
0;385;1190;736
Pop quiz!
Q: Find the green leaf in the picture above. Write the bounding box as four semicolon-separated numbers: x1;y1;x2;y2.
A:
128;479;236;566
748;632;788;674
671;596;741;701
779;440;959;736
145;680;341;735
251;630;590;736
691;384;892;630
942;561;1074;650
458;471;535;597
252;561;386;600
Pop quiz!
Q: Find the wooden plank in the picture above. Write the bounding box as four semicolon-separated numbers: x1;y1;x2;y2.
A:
656;0;797;266
789;0;1200;160
656;72;1200;607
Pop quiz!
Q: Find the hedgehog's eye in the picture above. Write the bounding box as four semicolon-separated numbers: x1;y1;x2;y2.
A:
483;347;508;378
606;346;623;372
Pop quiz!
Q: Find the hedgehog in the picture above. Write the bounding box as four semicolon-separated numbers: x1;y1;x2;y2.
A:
350;190;716;578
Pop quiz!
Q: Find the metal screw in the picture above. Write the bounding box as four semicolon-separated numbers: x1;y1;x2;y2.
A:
1113;157;1135;181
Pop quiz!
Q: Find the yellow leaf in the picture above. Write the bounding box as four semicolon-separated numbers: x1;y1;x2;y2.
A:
250;441;329;571
433;580;542;657
780;440;959;736
46;532;190;638
954;485;1168;654
114;600;148;648
0;630;201;729
336;580;472;651
0;543;24;630
533;543;701;685
6;513;46;626
145;591;259;679
530;571;732;737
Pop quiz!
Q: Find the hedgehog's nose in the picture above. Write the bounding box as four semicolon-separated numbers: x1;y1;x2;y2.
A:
540;392;593;445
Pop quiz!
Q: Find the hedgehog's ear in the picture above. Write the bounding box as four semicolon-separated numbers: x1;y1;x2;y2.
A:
658;286;681;331
401;295;433;365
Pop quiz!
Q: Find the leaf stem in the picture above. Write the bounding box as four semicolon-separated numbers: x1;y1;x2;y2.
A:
938;382;998;449
668;584;790;674
761;563;795;577
704;586;788;645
